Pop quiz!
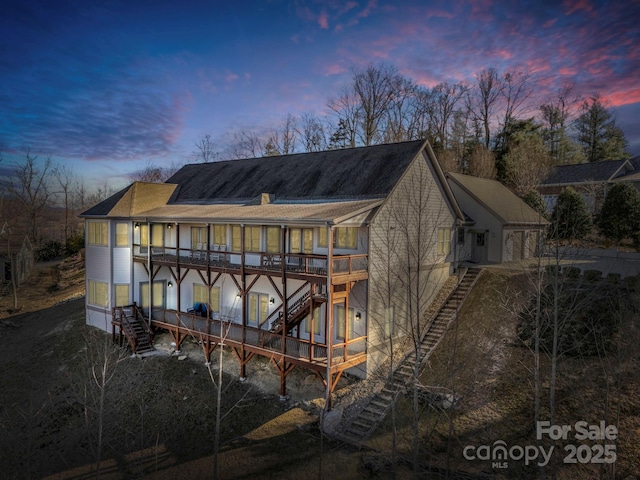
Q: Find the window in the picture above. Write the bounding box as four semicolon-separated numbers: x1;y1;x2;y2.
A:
231;225;241;251
304;305;322;335
318;227;328;248
193;284;221;314
266;226;281;253
247;292;269;327
212;225;226;246
87;221;108;246
384;305;395;338
437;228;451;255
114;284;129;307
244;226;261;252
457;227;465;245
140;281;165;309
191;226;207;250
290;228;313;254
335;304;355;340
140;224;163;251
88;280;108;307
335;227;357;249
115;223;129;247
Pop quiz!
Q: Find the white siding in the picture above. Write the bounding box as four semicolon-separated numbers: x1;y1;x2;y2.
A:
112;248;131;284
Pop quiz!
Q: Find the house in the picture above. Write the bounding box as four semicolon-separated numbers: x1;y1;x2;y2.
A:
447;173;549;264
539;156;640;213
0;223;35;287
81;139;472;403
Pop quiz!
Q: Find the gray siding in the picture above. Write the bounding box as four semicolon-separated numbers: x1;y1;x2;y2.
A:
367;151;455;377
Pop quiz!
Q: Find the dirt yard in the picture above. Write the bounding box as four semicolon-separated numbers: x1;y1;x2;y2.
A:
1;261;638;479
0;260;364;479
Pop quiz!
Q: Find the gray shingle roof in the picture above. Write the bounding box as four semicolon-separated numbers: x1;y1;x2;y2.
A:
166;140;427;203
542;159;634;185
447;173;549;225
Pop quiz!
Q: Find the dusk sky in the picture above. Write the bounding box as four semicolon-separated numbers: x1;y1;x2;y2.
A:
1;0;639;191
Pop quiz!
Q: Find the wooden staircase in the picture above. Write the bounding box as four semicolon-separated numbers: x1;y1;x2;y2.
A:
269;290;312;335
337;267;483;445
113;304;155;355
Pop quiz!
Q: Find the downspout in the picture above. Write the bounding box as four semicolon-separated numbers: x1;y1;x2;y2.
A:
325;224;334;411
147;220;152;328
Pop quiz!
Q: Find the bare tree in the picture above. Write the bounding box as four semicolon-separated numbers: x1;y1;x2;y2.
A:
327;87;360;149
466;143;496;179
471;67;503;149
539;85;582;164
353;64;403;146
297;112;327;152
500;70;533;134
503;132;553;196
7;150;52;245
129;160;174;183
431;82;468;149
226;131;264;159
194;134;219;163
52;164;77;241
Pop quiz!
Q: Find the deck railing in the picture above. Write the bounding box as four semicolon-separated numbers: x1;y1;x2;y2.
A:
132;245;367;278
152;309;366;367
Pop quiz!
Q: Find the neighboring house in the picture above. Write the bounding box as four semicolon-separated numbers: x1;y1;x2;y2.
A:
540;156;640;213
447;173;549;264
0;223;35;286
80;139;467;401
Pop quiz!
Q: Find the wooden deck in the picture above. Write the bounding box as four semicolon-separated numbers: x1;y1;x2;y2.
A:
147;309;367;374
132;246;368;283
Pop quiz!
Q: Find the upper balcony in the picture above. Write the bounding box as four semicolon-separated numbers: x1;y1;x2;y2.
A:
132;245;368;283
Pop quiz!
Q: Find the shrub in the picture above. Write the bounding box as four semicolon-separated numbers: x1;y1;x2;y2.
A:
597;182;640;244
517;281;634;357
549;187;592;241
65;233;85;256
36;240;64;261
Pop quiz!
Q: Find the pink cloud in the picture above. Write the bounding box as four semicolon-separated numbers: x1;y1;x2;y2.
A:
225;72;239;83
563;0;594;15
605;89;640;107
559;67;578;75
323;63;347;76
318;10;329;29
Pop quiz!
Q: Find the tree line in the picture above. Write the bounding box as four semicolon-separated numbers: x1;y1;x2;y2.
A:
205;63;630;196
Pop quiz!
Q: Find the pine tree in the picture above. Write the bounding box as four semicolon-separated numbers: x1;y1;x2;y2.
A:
597;183;640;244
549;187;592;241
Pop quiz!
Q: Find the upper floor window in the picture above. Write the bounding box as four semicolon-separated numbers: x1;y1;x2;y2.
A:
266;226;281;253
245;226;261;252
437;228;451;255
212;225;226;246
290;228;313;254
140;224;164;246
318;227;328;248
115;223;129;247
87;221;108;246
191;226;207;250
334;227;357;250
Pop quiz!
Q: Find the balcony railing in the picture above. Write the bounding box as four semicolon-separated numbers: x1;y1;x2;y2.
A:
133;245;367;278
151;308;366;368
